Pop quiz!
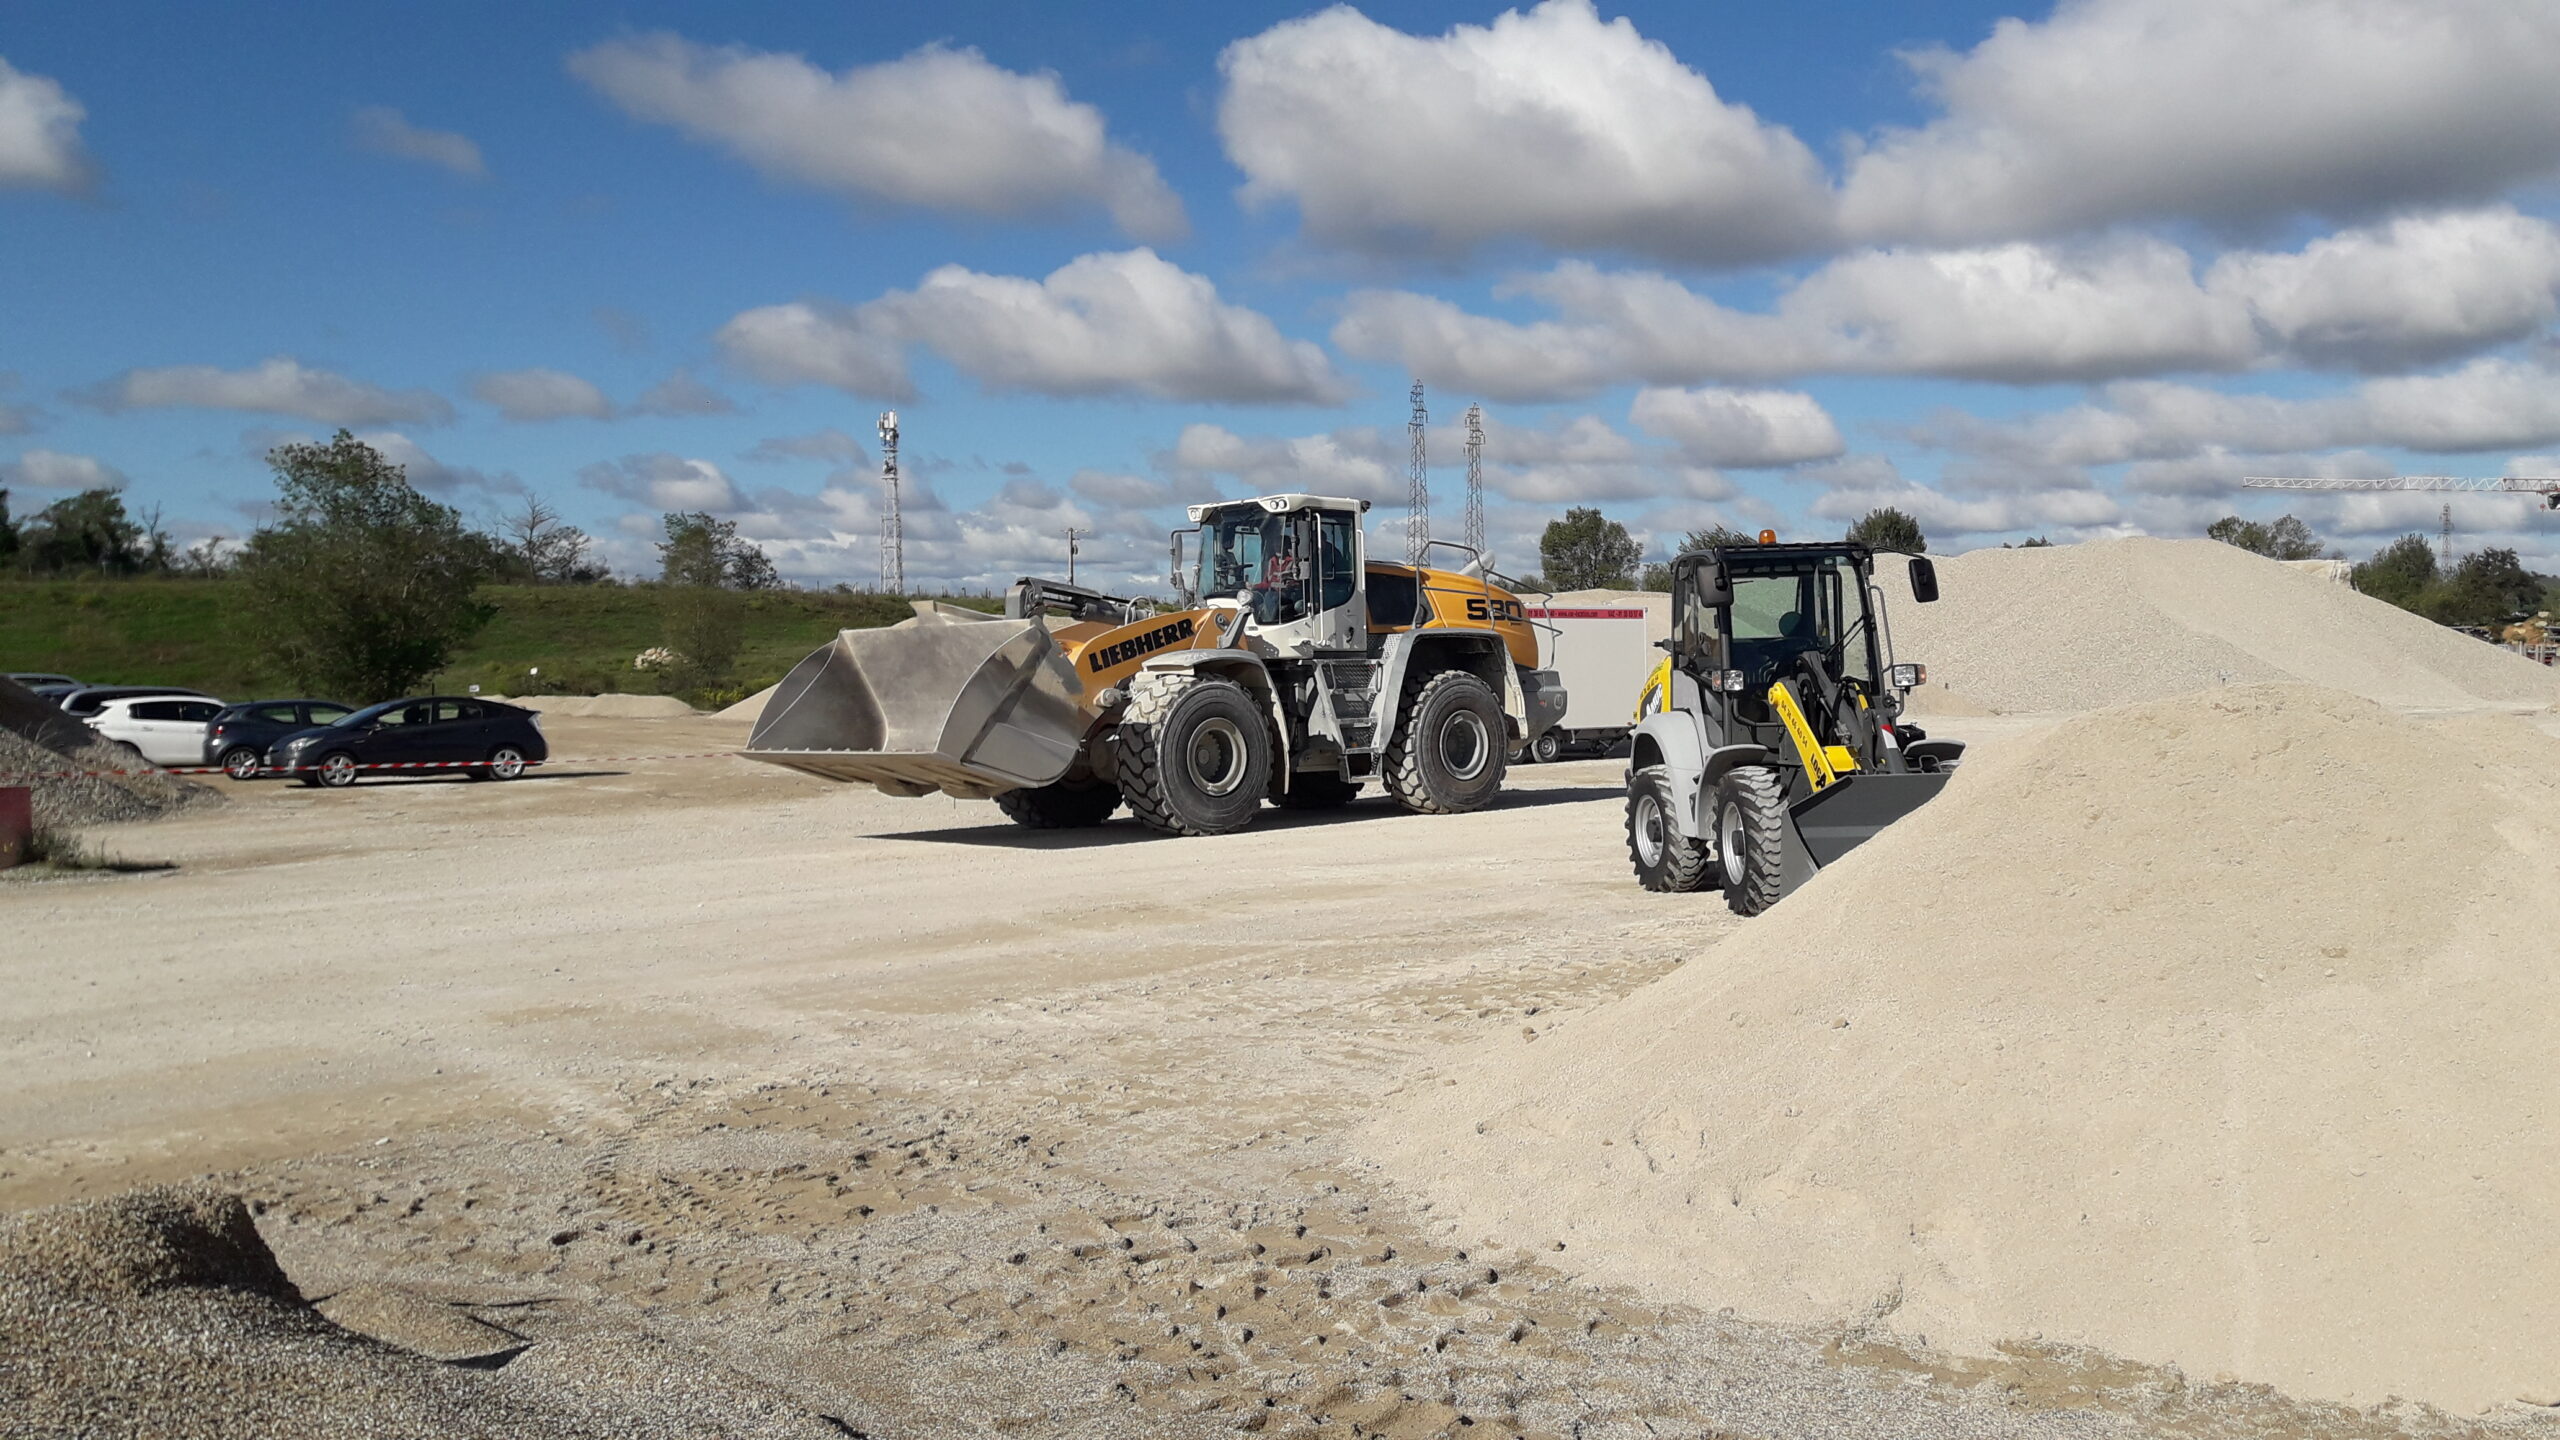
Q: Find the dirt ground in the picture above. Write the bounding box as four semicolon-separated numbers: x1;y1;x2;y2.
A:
2;711;2544;1439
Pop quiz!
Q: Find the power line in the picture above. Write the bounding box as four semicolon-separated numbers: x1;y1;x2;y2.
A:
1463;402;1485;559
1407;380;1429;566
877;411;904;595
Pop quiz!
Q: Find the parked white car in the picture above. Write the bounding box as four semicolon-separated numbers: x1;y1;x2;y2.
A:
89;695;227;766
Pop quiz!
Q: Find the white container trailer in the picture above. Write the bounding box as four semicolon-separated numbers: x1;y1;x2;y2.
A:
1524;604;1656;761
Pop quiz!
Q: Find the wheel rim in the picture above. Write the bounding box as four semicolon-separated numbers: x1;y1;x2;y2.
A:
1535;734;1559;763
1184;717;1249;797
491;749;524;779
1439;711;1490;781
324;755;355;784
1633;793;1665;866
1720;799;1745;881
225;749;259;779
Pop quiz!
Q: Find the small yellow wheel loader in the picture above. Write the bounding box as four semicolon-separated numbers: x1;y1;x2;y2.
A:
742;493;1566;837
1624;540;1962;914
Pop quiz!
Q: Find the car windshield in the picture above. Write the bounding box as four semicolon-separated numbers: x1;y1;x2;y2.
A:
335;702;399;727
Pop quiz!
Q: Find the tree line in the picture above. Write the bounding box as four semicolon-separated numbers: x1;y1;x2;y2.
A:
1532;506;1936;591
9;431;788;705
2204;510;2548;628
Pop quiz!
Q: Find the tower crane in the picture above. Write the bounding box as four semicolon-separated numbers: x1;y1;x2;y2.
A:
2241;474;2560;561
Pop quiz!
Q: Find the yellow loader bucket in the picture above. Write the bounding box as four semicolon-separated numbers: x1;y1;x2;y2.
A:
741;604;1091;799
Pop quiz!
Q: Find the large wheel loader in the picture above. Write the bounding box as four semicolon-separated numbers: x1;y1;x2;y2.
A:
741;493;1566;837
1623;539;1963;914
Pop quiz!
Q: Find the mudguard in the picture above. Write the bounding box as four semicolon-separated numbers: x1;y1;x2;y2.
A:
1627;711;1710;838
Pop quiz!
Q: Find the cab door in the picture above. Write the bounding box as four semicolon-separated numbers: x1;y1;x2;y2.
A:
1309;508;1366;653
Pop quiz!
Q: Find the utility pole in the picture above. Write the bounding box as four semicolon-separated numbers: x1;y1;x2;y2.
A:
1407;380;1429;566
2440;502;2454;564
1065;525;1086;586
877;411;904;595
1463;402;1485;559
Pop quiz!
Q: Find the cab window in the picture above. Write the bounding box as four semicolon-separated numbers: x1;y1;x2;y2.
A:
1317;512;1358;612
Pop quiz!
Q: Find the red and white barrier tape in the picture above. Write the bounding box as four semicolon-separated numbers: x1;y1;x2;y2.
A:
0;752;745;781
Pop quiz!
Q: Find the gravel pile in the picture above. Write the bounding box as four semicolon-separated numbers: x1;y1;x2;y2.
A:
1887;537;2560;712
0;1183;855;1439
0;676;216;828
1372;684;2560;1413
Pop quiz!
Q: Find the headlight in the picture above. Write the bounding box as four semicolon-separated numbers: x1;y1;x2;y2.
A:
1889;662;1927;688
1712;669;1749;693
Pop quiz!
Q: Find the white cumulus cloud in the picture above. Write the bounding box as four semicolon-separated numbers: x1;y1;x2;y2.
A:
1337;210;2560;399
77;358;454;427
1839;0;2560;245
349;106;485;178
579;452;744;511
631;369;736;417
1630;387;1846;468
0;449;125;492
0;56;91;192
570;33;1184;241
470;368;613;422
1218;0;1831;264
720;249;1350;406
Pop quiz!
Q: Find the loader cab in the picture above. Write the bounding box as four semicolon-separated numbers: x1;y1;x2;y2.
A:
1184;494;1369;654
1673;543;1885;736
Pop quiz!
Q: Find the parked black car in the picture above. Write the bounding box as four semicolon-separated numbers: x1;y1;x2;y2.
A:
4;672;79;693
57;684;213;718
269;696;548;788
202;699;356;779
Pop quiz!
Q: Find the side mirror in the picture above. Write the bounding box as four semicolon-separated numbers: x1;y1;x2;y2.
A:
1694;563;1732;609
1908;556;1940;604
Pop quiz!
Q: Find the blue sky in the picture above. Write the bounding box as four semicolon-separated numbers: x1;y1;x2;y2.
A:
7;0;2560;590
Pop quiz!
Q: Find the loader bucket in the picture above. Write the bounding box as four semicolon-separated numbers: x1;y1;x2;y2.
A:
742;607;1092;799
1782;771;1951;876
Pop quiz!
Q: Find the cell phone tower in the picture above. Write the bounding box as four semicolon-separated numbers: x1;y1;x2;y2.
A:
1407;380;1429;566
877;411;904;595
1463;402;1486;558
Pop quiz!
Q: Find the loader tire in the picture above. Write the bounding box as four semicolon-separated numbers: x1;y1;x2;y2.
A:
1715;764;1788;916
994;777;1122;829
1113;674;1269;837
1627;764;1716;893
1272;772;1361;810
1384;669;1507;815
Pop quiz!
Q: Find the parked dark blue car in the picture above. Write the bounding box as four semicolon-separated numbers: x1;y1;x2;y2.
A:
269;696;548;788
201;699;355;779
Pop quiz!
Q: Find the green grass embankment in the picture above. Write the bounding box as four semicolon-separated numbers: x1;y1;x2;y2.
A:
0;580;1002;704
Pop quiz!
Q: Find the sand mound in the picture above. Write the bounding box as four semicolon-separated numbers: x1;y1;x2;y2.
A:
1371;684;2560;1411
0;1184;850;1437
0;676;215;828
494;693;701;719
1889;537;2558;713
715;683;778;722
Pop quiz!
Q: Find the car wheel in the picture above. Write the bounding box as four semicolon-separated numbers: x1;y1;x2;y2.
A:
484;745;529;781
1531;731;1563;764
316;752;362;789
220;746;263;781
